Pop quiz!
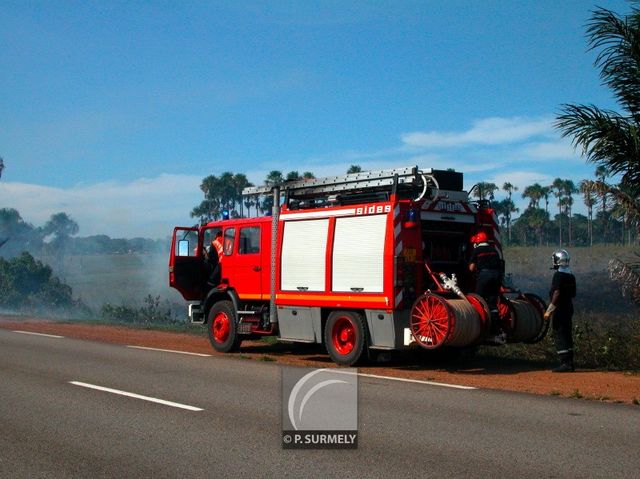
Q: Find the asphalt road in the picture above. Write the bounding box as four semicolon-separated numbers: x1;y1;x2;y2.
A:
1;329;638;479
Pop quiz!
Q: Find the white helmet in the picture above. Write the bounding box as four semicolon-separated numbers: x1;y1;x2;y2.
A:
552;249;570;269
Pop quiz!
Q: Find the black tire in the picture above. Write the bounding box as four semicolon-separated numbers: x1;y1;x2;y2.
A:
324;310;368;366
207;300;242;353
523;293;550;344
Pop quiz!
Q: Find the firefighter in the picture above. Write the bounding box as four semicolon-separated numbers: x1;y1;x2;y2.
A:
468;230;504;342
204;230;223;286
544;249;576;373
211;230;224;261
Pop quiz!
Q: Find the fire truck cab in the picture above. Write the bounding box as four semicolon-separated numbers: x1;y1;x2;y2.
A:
170;166;548;365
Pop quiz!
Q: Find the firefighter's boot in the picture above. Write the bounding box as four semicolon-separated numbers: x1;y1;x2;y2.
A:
485;310;505;345
552;351;574;373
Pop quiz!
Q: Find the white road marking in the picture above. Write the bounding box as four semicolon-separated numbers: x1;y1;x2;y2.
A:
329;369;476;390
12;330;64;339
69;381;204;411
126;345;211;357
359;372;476;390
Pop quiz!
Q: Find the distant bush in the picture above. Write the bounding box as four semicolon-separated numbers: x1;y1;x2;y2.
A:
100;294;180;325
0;252;81;310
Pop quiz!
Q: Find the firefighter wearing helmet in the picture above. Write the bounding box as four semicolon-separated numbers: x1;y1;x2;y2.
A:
545;249;577;372
468;230;505;343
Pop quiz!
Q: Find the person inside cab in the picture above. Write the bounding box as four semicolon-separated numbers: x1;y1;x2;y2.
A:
203;230;223;287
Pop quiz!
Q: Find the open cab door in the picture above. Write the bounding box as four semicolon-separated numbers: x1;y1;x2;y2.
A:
169;226;203;301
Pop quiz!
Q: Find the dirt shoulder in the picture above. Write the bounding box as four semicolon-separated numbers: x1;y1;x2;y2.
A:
2;315;638;405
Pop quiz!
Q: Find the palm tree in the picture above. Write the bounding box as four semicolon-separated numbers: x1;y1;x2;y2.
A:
594;166;610;240
265;170;284;186
502;182;518;241
556;5;640;301
494;198;519;243
471;182;498;203
191;175;221;222
541;186;551;214
261;171;284;213
562;179;578;245
515;207;548;246
232;173;252;217
244;196;256;218
579;180;596;246
502;182;517;200
522;183;544;208
551;178;566;246
347;165;362;174
556;7;640;195
218;171;237;214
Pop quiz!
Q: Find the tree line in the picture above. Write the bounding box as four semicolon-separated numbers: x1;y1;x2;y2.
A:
0;208;166;259
190;161;636;249
190;165;362;222
471;167;637;248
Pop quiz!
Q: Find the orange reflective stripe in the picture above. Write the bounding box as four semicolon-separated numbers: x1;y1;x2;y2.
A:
212;239;223;259
276;293;388;303
238;294;262;300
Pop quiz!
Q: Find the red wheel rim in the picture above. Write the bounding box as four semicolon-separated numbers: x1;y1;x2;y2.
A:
332;316;356;356
410;293;451;349
212;312;230;343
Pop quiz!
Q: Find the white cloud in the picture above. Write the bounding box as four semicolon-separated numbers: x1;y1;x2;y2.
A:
519;139;580;160
401;116;554;148
485;171;554;193
403;154;500;174
0;174;202;238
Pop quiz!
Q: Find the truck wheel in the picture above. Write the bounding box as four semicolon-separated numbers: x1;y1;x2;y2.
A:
325;311;367;366
207;300;241;353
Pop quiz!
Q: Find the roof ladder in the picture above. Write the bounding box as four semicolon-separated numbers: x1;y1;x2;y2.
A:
242;165;436;202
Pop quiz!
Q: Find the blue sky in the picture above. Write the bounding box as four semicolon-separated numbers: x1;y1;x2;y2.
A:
0;0;630;237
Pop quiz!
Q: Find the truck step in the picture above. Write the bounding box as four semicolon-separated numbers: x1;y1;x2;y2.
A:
237;323;253;335
188;303;205;324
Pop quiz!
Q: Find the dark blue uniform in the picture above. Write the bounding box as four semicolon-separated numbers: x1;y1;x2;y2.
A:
550;271;576;369
469;243;503;332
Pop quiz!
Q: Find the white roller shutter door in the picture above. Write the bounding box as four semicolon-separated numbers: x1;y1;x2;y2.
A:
281;219;329;291
332;214;387;292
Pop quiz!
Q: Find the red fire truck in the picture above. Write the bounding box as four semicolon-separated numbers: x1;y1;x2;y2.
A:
169;166;548;365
